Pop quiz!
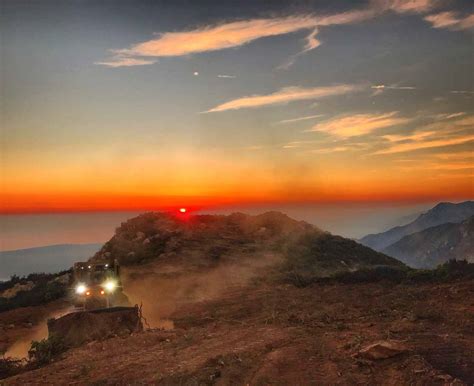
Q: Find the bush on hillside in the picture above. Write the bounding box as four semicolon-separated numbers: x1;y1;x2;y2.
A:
28;334;67;365
0;357;24;380
0;271;70;313
283;259;473;287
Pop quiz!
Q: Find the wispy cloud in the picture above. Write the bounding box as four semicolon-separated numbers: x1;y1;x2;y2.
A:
204;84;362;113
424;11;474;31
434;151;474;160
373;0;436;14
277;27;321;69
432;112;466;120
376;135;474;154
375;114;474;154
95;57;157;67
450;90;474;95
97;11;375;67
311;146;351;154
309;112;410;138
275;114;324;125
371;84;416;95
382;131;435;143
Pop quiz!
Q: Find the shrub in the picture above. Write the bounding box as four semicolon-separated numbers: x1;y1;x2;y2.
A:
282;260;474;287
0;357;23;380
28;334;67;365
0;271;70;312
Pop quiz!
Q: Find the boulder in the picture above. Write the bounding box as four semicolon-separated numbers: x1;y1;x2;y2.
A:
358;340;408;360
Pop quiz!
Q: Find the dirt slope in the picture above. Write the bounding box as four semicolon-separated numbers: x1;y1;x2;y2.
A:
5;279;473;385
0;300;70;358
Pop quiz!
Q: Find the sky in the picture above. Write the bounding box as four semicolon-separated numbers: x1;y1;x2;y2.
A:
1;0;473;216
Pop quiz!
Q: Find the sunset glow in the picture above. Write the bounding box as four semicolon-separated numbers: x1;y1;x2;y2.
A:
1;0;472;215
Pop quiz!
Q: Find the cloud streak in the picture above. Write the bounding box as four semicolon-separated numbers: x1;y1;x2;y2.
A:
372;0;436;14
371;84;416;95
276;114;324;125
95;57;157;68
98;11;375;67
309;112;410;138
375;115;474;154
424;11;474;31
375;135;474;154
203;84;362;113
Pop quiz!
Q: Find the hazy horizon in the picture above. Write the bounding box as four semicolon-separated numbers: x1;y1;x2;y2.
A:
0;201;443;251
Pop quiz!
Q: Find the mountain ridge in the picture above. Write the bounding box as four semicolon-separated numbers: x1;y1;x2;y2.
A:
382;216;474;268
359;201;474;251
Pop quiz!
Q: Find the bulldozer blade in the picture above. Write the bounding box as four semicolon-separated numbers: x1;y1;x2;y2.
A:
47;306;143;348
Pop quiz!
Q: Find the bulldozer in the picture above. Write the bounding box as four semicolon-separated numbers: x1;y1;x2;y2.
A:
72;259;127;310
46;259;143;348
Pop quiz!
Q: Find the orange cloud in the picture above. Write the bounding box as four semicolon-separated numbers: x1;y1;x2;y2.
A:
424;12;474;31
375;134;474;154
276;114;324;125
97;11;375;67
310;112;409;138
94;57;156;67
205;84;362;113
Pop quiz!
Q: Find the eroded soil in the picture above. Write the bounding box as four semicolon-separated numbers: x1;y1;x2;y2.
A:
2;279;473;385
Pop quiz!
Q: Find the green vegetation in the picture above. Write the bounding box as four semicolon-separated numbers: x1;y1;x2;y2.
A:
281;231;405;286
28;334;68;365
0;271;70;313
0;357;24;380
284;259;473;287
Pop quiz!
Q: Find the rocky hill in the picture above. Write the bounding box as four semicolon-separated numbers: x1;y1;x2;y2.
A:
91;211;404;278
359;201;474;251
383;216;474;268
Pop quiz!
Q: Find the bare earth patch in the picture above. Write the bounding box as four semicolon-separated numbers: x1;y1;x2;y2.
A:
3;279;473;385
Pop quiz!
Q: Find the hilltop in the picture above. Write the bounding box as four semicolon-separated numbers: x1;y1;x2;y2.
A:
91;211;403;278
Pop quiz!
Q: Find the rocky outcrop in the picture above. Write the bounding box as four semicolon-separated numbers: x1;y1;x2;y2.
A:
358;340;409;360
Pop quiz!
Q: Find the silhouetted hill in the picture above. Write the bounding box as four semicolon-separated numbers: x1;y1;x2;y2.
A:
0;244;102;279
383;216;474;268
92;211;404;277
359;201;474;251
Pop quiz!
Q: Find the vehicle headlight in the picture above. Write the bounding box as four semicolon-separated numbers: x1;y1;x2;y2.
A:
75;284;87;294
103;280;117;293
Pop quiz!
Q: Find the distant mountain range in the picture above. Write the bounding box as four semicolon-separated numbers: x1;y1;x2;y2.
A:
0;243;102;279
383;216;473;268
360;201;474;268
360;201;474;251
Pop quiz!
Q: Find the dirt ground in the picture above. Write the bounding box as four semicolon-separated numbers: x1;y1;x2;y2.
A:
2;278;473;385
0;300;71;358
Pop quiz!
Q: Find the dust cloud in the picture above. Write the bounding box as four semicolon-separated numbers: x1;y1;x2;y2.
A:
5;306;72;359
121;253;281;328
